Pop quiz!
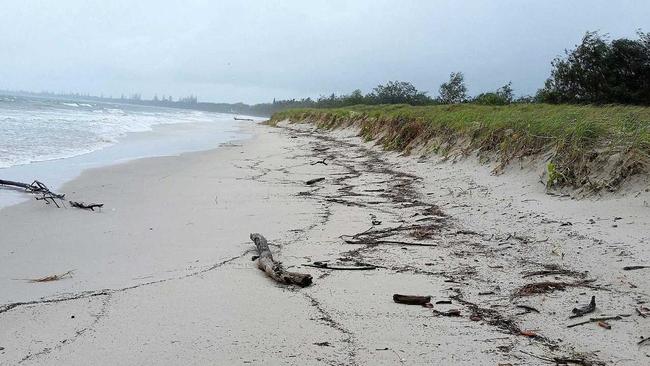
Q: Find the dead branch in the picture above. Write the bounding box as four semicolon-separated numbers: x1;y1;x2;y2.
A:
0;179;65;206
249;233;312;287
69;201;104;211
343;238;438;247
304;261;376;270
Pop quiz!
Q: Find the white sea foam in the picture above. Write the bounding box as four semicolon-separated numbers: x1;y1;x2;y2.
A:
0;96;242;169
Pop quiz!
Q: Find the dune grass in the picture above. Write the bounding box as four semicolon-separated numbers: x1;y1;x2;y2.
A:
270;104;650;190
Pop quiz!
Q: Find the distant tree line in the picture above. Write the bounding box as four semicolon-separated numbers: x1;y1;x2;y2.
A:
12;30;646;117
253;30;649;113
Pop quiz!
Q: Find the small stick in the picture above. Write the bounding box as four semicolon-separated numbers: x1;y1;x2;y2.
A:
623;265;649;271
567;315;623;328
305;177;326;185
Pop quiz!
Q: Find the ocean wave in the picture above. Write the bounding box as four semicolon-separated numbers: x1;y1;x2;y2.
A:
0;99;236;169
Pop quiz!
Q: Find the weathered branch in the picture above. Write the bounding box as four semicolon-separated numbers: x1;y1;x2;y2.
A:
69;201;104;211
249;233;312;287
1;179;65;207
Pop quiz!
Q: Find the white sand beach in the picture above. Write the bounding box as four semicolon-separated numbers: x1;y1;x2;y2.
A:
1;121;649;365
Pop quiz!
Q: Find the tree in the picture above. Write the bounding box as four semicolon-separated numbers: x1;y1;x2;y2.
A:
473;82;514;105
371;81;430;105
538;31;650;105
438;72;467;104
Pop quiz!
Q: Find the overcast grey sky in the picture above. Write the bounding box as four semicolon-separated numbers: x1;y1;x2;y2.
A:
1;1;648;103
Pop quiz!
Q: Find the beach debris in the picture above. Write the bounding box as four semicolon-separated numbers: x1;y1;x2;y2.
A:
233;117;254;121
249;233;312;287
305;177;325;185
597;321;611;329
313;341;331;347
567;315;627;328
435;300;452;305
27;270;74;283
393;294;431;306
310;159;327;166
304;261;376;270
520;330;538;337
433;309;461;317
636;306;650;318
515;305;541;314
522;268;585;278
0;179;65;207
514;280;596;297
623;265;649;271
478;291;495;296
570;296;596;318
69;201;104;211
639;336;650;346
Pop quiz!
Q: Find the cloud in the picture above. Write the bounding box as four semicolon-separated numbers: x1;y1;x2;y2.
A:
0;0;647;103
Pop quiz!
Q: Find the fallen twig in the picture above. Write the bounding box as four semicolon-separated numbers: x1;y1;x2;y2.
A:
516;305;540;314
304;261;376;270
305;177;326;185
26;270;74;283
69;201;104;211
310;159;327;166
623;265;649;271
343;238;437;247
567;315;625;328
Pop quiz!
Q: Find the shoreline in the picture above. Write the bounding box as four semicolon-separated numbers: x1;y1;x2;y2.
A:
0;116;257;209
1;121;648;365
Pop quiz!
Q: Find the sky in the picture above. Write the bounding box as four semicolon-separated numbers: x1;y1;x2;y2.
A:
0;0;648;104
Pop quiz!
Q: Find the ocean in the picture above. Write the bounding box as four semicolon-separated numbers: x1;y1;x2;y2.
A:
0;95;253;207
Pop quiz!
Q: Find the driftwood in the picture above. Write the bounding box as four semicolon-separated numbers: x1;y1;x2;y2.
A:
0;179;65;207
249;233;312;287
69;201;104;211
305;177;325;185
393;294;431;305
233;117;254;121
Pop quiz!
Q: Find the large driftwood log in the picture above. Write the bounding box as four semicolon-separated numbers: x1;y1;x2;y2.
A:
249;233;312;287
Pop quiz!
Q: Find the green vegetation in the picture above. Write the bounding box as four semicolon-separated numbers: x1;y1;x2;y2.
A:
539;31;650;105
270;104;650;190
